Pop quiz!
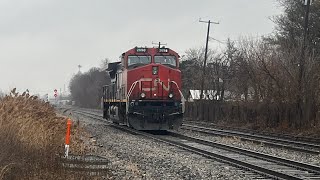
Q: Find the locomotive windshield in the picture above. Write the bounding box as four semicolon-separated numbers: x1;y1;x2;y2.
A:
128;56;151;67
154;56;177;67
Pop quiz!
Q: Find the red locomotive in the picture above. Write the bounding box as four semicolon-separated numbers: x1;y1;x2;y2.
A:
103;46;185;130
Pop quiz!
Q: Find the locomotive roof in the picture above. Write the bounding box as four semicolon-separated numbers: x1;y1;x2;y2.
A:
123;47;180;57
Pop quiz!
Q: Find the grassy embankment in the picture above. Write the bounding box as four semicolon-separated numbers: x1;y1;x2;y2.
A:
0;90;90;179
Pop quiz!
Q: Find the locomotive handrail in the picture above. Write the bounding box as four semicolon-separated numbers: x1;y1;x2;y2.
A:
170;80;186;113
126;80;139;114
170;81;185;101
127;80;139;99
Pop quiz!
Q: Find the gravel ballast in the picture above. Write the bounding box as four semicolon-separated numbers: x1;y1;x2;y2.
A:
63;110;259;180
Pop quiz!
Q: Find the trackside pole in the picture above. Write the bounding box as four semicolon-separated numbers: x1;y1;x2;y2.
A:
65;118;72;157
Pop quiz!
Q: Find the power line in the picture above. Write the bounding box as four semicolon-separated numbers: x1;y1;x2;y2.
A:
209;37;226;44
209;35;268;44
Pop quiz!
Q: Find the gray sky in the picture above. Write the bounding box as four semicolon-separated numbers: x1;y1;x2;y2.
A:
0;0;282;97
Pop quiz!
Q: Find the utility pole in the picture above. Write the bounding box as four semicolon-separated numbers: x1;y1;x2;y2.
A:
199;19;219;100
303;0;311;55
299;0;311;84
298;0;311;126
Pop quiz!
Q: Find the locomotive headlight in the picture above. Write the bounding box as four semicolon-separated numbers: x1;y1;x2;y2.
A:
168;93;174;98
152;66;158;75
140;92;146;98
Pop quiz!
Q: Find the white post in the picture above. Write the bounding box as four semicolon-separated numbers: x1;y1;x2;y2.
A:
64;144;70;157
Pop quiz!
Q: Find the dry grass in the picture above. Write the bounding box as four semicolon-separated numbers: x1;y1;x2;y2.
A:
0;89;92;179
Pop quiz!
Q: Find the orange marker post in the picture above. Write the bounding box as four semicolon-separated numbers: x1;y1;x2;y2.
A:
64;118;72;157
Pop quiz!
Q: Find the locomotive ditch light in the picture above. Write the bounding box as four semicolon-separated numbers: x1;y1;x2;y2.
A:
152;66;158;75
168;93;174;98
140;92;146;98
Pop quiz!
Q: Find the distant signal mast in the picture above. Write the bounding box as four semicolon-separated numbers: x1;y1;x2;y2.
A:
78;65;82;73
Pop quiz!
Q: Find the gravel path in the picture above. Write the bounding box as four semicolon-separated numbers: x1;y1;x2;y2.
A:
62;110;258;180
177;128;320;167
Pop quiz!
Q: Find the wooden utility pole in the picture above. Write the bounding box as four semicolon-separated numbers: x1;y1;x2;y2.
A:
199;19;219;100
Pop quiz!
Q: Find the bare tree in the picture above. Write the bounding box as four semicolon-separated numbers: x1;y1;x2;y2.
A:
183;0;320;130
180;47;215;96
0;90;4;99
100;58;110;71
269;0;319;54
69;67;111;108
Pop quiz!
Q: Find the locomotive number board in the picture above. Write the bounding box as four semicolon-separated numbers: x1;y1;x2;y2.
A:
158;48;169;53
135;47;147;53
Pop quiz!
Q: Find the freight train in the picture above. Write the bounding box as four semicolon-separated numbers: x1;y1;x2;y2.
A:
102;46;185;130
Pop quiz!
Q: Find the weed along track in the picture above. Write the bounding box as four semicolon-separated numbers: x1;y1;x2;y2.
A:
0;92;107;179
71;108;320;179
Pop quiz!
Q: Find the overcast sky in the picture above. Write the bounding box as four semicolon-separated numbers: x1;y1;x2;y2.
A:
0;0;282;97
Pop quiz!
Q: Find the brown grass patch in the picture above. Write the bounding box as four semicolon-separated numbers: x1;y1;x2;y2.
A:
0;90;92;179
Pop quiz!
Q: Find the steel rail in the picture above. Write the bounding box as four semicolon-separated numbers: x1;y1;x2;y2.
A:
168;132;320;174
185;120;320;144
183;123;320;149
182;124;320;154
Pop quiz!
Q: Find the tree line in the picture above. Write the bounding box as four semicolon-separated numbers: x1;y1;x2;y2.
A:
69;60;110;108
181;0;320;129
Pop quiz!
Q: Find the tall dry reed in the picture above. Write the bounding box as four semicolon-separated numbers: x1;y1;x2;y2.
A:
0;89;89;179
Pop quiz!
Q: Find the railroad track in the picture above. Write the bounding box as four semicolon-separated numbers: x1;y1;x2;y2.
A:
71;109;320;180
72;109;320;154
185;120;320;144
181;124;320;154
